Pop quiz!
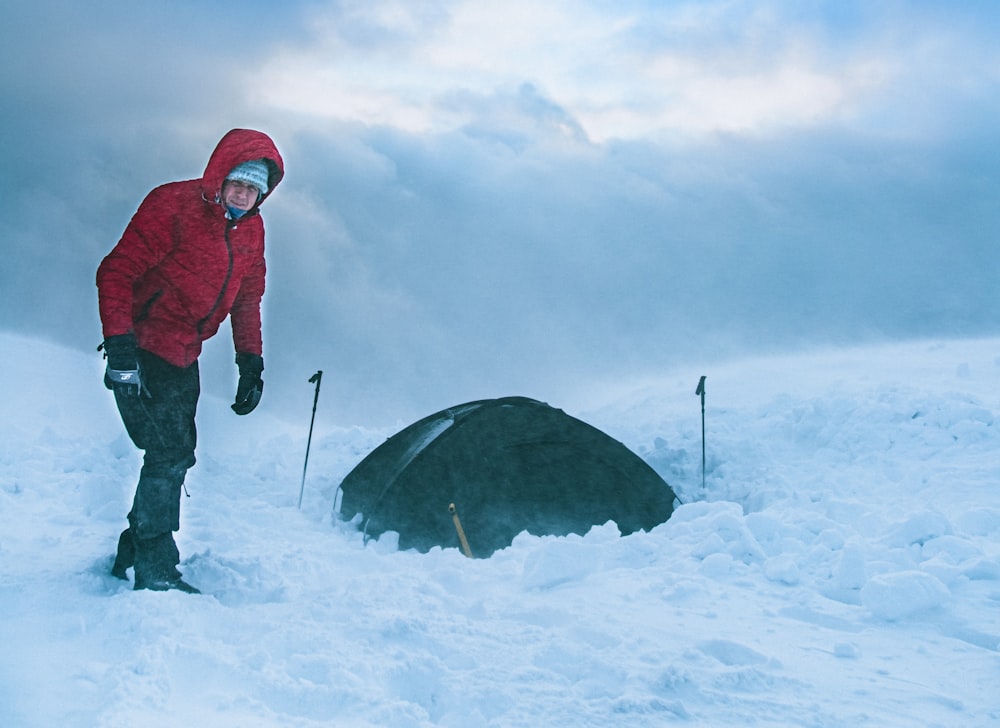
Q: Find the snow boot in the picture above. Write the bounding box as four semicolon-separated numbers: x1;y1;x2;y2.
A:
134;573;201;594
132;531;200;594
111;528;135;580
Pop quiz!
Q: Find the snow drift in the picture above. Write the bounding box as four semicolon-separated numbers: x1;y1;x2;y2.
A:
2;332;999;726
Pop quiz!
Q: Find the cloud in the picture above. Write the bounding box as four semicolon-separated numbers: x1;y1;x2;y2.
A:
3;0;1000;425
251;1;924;140
237;113;1000;422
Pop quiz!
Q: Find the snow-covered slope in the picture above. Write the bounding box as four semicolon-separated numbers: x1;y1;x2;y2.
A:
1;333;999;727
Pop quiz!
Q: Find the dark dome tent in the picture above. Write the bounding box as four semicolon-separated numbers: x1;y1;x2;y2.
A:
336;396;677;557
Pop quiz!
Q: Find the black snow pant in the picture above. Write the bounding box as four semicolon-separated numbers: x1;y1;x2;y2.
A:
113;349;199;582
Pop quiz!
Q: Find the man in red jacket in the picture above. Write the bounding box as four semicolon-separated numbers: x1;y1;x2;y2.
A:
97;128;284;593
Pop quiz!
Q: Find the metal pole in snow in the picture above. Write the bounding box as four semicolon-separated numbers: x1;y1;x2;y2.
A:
695;375;706;490
299;370;323;509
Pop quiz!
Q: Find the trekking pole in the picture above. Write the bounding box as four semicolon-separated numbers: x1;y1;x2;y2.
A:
449;503;473;558
298;370;323;509
695;375;706;490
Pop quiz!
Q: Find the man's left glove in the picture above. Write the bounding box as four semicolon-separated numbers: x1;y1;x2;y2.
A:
102;333;147;397
232;352;264;415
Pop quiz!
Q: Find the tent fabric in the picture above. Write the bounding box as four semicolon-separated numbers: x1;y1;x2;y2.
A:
336;396;677;557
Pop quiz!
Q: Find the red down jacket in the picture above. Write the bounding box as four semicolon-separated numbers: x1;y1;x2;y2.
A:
97;129;284;368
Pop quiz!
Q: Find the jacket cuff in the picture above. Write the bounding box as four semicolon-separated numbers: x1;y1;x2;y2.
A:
235;352;264;375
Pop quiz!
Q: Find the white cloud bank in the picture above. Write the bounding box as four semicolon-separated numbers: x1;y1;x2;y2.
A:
255;0;903;140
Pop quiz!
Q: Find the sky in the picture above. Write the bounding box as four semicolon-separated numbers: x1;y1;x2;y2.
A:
3;0;1000;425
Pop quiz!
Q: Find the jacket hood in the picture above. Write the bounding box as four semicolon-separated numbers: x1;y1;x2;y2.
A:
202;128;284;206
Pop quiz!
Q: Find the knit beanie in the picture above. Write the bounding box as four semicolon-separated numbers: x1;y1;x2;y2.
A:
225;159;269;195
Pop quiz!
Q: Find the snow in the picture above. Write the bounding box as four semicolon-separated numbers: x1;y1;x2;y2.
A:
2;332;1000;727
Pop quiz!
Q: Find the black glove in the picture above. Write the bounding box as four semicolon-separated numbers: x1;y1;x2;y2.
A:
232;352;264;415
102;333;146;397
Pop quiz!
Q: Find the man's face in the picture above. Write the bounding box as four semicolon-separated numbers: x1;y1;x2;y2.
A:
221;179;260;211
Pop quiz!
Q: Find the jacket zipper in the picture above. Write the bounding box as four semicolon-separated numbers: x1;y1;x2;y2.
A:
197;222;235;335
